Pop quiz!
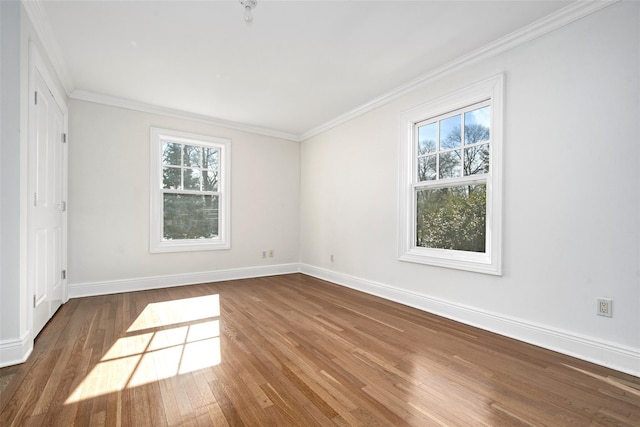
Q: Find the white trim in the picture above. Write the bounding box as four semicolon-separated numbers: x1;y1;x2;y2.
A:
299;264;640;377
45;264;640;376
0;333;33;368
299;0;619;141
398;75;503;275
28;41;68;116
25;0;616;142
27;40;69;336
21;0;74;95
72;90;300;142
67;263;301;298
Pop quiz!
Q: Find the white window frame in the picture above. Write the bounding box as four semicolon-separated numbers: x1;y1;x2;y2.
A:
398;75;503;275
150;127;231;253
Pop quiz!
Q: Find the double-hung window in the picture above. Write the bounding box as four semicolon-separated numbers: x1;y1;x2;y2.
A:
150;127;231;253
399;75;503;274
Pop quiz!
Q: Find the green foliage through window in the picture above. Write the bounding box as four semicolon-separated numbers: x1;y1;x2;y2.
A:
414;102;490;253
416;184;486;252
163;194;219;240
161;140;220;240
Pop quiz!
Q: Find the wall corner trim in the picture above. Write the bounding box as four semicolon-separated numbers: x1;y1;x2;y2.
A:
299;264;640;377
0;333;33;369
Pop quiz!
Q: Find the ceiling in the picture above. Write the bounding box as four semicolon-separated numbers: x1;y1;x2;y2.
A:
33;0;574;140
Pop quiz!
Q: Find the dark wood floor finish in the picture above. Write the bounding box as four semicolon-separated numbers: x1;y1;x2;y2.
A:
1;273;638;426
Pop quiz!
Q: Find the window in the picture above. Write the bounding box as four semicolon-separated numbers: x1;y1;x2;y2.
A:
399;75;503;274
150;128;230;253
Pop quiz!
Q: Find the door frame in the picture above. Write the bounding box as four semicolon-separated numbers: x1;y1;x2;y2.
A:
27;41;69;339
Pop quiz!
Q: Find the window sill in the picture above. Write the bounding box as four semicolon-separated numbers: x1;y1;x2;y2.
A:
399;248;501;276
150;239;230;253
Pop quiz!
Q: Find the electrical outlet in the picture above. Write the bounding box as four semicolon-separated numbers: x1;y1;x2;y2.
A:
269;249;274;258
330;254;334;262
597;298;612;317
262;251;267;259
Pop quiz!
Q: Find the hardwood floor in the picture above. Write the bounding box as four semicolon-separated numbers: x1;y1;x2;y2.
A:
1;273;639;426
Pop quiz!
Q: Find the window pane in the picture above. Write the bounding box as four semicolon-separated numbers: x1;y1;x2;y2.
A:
162;142;182;166
464;106;490;145
183;168;201;190
416;184;486;252
417;155;436;181
440;115;461;150
464;144;490;176
204;147;219;171
184;145;201;168
439;150;461;178
418;123;437;155
202;169;219;191
163;194;219;240
163;166;182;189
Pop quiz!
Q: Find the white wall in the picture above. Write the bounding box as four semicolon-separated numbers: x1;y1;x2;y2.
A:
67;100;300;295
300;2;640;375
0;0;23;356
4;0;638;376
0;1;68;366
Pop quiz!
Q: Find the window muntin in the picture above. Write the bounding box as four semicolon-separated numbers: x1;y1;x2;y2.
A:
416;101;490;183
399;75;503;275
162;142;219;191
150;128;230;253
414;101;490;253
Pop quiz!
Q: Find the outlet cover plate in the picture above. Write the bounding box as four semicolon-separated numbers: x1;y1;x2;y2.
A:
597;298;612;317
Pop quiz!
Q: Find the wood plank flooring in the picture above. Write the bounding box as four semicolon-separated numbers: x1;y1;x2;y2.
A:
1;273;639;426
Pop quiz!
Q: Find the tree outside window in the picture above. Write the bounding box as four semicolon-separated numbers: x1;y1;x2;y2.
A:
398;75;503;275
415;104;490;253
150;128;230;253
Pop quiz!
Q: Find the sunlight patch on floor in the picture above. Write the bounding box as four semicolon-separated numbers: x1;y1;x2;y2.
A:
65;295;221;404
127;294;221;332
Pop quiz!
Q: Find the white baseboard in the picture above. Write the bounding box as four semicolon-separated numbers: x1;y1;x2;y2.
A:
300;264;640;377
65;262;639;376
68;263;301;298
0;333;32;369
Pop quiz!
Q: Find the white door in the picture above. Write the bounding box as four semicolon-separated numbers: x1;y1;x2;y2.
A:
29;66;66;337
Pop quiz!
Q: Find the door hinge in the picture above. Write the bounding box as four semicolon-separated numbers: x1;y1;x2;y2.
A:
62;133;67;143
33;295;36;308
34;192;38;206
59;201;66;212
34;91;38;105
61;270;67;280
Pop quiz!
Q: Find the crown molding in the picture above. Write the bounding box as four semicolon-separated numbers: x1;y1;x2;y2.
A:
70;90;301;142
21;0;74;96
298;0;620;141
24;0;618;143
22;0;298;141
